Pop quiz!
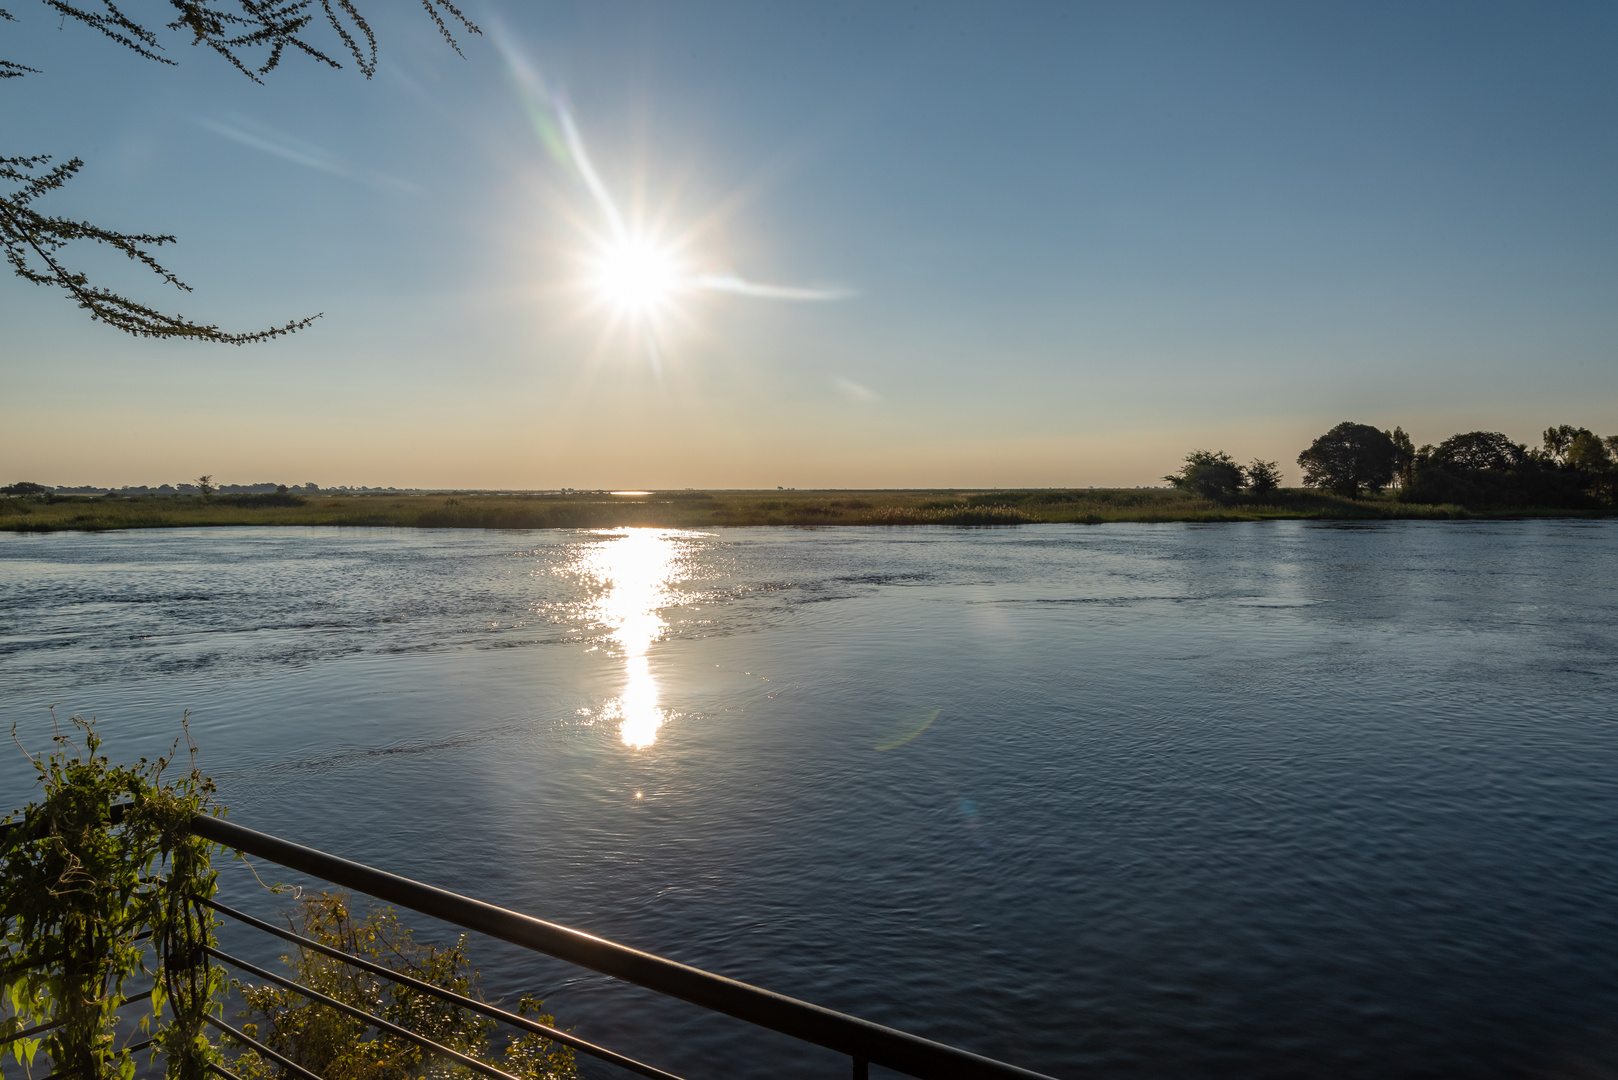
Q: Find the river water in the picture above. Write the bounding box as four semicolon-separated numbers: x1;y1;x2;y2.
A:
2;522;1616;1079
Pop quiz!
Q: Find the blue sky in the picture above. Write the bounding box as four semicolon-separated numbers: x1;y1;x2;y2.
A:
4;1;1615;488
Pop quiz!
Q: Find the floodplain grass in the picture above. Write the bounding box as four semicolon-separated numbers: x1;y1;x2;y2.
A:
2;488;1610;532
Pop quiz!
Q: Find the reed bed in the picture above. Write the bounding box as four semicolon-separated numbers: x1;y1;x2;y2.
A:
2;488;1604;532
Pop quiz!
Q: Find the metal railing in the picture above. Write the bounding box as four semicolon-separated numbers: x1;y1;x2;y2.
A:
188;815;1057;1080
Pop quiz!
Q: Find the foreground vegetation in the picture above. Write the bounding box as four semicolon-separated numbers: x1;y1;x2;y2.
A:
2;486;1610;533
1;716;575;1080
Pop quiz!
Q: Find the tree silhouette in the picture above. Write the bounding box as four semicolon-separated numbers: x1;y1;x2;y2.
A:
1245;458;1282;496
2;1;478;342
1432;431;1525;473
1165;449;1246;502
1297;421;1398;498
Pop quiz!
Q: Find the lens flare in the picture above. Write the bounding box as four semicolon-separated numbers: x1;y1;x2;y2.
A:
490;23;854;354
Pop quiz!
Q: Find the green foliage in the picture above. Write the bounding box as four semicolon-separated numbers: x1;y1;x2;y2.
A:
1401;424;1614;508
215;492;307;508
1542;424;1584;465
1388;427;1416;489
229;891;575;1080
1;481;50;496
0;713;226;1080
1245;459;1282;496
1297;421;1399;497
1566;431;1612;472
1432;431;1526;472
1164;450;1246;502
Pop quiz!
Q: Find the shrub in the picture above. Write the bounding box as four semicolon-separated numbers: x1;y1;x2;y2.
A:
1164;450;1246;502
1245;459;1282;496
230;891;576;1080
214;493;307;508
1;714;225;1080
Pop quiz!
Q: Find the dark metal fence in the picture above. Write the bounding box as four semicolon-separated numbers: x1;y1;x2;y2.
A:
189;816;1057;1080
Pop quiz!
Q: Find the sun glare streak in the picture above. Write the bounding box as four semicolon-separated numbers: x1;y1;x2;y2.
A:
574;529;691;748
491;22;854;350
556;105;628;241
690;274;850;302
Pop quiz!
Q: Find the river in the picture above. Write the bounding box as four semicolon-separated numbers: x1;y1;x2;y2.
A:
2;521;1616;1078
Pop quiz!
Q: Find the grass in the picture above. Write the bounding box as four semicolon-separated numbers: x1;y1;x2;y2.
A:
2;488;1611;533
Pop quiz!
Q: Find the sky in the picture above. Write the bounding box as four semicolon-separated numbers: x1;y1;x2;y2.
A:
3;1;1616;489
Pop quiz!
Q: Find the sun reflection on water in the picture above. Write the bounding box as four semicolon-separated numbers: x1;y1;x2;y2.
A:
575;529;689;748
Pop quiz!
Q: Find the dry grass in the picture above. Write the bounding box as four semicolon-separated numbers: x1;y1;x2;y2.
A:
1;488;1605;533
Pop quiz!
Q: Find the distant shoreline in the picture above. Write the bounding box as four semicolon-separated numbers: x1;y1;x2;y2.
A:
3;489;1612;532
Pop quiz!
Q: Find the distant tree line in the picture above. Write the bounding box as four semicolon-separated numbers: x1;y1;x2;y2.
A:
1301;421;1616;507
0;479;325;499
1174;420;1617;508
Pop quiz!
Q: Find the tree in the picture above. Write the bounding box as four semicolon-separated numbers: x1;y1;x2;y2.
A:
1432;431;1525;472
1165;449;1246;502
1542;424;1584;465
3;1;478;342
1;480;50;495
1540;425;1612;472
1296;421;1398;498
1245;459;1282;496
194;474;215;497
1566;431;1613;472
1387;426;1416;489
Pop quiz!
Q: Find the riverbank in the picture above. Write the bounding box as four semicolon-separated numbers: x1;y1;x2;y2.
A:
2;488;1611;531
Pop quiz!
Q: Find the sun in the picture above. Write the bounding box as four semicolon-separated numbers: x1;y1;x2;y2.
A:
590;236;683;320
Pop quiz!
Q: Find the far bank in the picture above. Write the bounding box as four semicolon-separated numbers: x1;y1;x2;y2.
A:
3;488;1613;532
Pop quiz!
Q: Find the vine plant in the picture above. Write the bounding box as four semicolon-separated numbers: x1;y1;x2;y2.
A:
0;713;226;1080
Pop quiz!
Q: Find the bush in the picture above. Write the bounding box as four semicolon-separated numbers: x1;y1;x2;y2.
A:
1;714;225;1080
1245;459;1282;496
214;493;307;508
1402;459;1595;508
1164;450;1246;502
230;892;576;1080
2;720;571;1080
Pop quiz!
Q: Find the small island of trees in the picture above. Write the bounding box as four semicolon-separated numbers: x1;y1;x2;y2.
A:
1170;420;1616;511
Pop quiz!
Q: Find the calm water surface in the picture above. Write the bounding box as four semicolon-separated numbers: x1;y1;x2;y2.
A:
2;522;1617;1079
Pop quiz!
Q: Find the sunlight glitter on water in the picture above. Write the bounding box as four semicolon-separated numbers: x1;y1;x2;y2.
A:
573;528;690;747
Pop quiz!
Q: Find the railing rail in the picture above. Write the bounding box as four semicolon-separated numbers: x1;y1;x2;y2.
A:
190;814;1056;1080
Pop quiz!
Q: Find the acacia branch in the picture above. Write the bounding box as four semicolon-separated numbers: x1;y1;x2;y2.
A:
1;155;320;343
6;2;481;340
36;1;478;80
